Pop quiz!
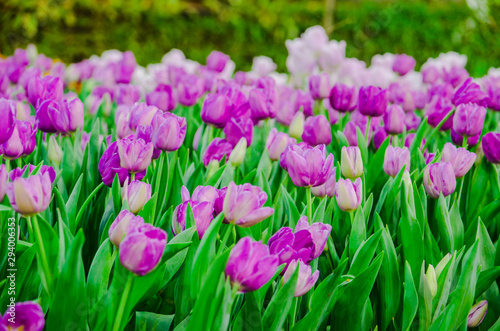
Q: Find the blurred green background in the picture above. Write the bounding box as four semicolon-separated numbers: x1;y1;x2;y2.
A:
1;0;500;76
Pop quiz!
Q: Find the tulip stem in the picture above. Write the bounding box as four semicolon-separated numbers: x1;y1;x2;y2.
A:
31;215;54;297
113;272;134;331
462;138;468;149
218;223;235;254
306;187;313;224
365;116;371;147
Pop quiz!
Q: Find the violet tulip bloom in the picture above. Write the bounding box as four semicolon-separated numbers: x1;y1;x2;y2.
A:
266;128;296;161
225;237;279;292
206;51;230;73
0;164;7;201
295;217;332;259
358;86;388;117
114;84;141;105
335;178;362;212
223;182;274;227
0;99;15;144
201;93;231;128
177;74;203;106
98;141;146;186
392;54;416;76
383;104;405;135
9;164;56;183
281;143;334;187
329;83;357;113
452;103;486;137
441;143;476;178
423;162;457;198
452;77;489;107
405;111;421;131
0;120;37;159
283;259;320;297
27;75;63;107
35;98;84;133
117;137;154;173
109;210;145;246
481;132;500;164
373;126;390;150
344;120;371;147
309;73;331;100
6;170;53;216
424;96;454;131
129;103;160;131
119;223;167;276
268;226;315;268
224;117;253;147
151;112;187;151
146;84;176;112
122;180;151;215
249;88;276;122
383;145;410;177
172;200;214;239
202;138;233;167
294;90;314;117
302;115;332;146
0;301;45;331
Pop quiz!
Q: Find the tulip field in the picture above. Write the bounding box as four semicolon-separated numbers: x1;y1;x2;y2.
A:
2;25;500;330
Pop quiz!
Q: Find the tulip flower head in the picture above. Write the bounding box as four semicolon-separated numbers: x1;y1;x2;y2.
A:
223;182;274;227
109;210;145;246
283;259;319;297
225;237;279;292
482;132;500;164
423;162;457;198
224;117;253;147
117;136;154;173
0;301;45;331
392;54;416;76
341;146;363;179
0;98;16;144
266;128;296;161
122;179;151;215
151;112;187;151
452;103;486;137
302;114;332;146
441;143;476;178
383;104;405;135
311;168;336;198
172;200;214;240
335;178;362;212
202;138;233;167
383;145;410;177
358;86;388;117
329;83;357;113
309;73;331;100
467;300;488;328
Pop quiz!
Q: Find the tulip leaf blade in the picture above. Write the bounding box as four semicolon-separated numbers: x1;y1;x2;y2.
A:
135;312;174;331
87;238;116;309
475;266;500;300
402;261;418;331
348;207;366;262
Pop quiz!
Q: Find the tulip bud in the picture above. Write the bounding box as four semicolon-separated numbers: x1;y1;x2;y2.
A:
108;210;145;246
329;83;357;113
383;145;410;177
283;259;320;297
392;54;416;76
383;104;405;135
228;138;247;167
423;162;456;198
151;112;187;151
335;178;362;212
481;132;500;164
6;171;53;216
266;128;296;161
467;300;488;328
341;146;363;179
289;111;305;139
309;73;331;100
426;264;437;297
302;115;332;146
122;180;152;215
225;237;279;292
206;160;220;178
119;223;167;276
358;86;388;117
453;103;486;137
48;135;63;165
201;93;231;128
441;143;476;178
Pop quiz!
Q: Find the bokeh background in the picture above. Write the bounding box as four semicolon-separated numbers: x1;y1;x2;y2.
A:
1;0;500;76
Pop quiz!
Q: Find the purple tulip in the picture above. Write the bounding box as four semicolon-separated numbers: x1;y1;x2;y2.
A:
423;162;456;198
6;170;52;216
249;88;276;122
151;112;187;151
114;84;141;105
114;51;137;84
405;133;425;150
373;126;390;150
99;140;146;186
146;84;176;112
295;217;332;259
283;259;320;297
281;143;334;187
0;120;37;159
405;111;421;131
117;136;154;173
452;78;489;107
0;99;16;144
172;200;214;239
441;143;476;178
268;226;315;268
344;120;371;147
329;83;357;113
225;236;279;292
115;105;134;139
358;86;388;117
0;164;7;201
424;96;454;131
484;77;500;111
122;179;151;214
1;301;45;331
129;103;160;132
119;223;167;276
383;104;405;134
453;103;486;137
185;185;220;205
383;145;410;177
176;74;203;106
201;93;231;128
206;51;230;73
9;165;56;183
309;73;331;100
27;75;63;107
422;66;441;85
202;138;233;167
223;182;274;227
302;115;332;146
224;117;253;147
392;54;416;76
424;151;436;165
266;128;296;161
467;300;488;328
482;132;500;164
294;90;314;116
443;66;469;88
109;210;145;246
335;178;362;212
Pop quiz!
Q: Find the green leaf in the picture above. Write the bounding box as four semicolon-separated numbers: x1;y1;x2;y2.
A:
33;217;59;295
418;262;433;330
399;213;424;288
349;208;366;262
262;264;300;331
432;252;456;322
135;312;174;331
475;266;500;300
349;229;382;276
402;261;418;331
205;165;227;187
87;239;116;308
